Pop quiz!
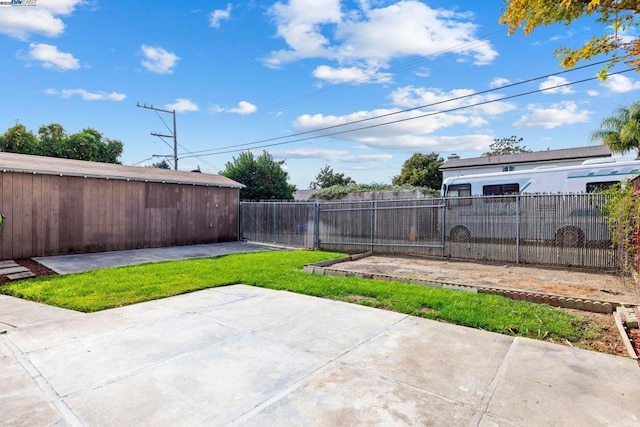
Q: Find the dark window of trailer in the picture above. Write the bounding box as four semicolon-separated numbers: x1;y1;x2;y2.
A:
482;183;519;202
586;181;618;193
447;183;472;206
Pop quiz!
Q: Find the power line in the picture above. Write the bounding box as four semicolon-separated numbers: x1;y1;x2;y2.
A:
180;59;612;159
180;67;633;160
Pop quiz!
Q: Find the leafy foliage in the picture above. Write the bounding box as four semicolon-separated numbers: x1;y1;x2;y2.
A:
500;0;640;75
591;101;640;156
600;182;640;276
151;159;172;169
220;150;297;201
482;136;530;156
309;164;356;189
392;152;444;190
0;122;123;163
310;183;438;200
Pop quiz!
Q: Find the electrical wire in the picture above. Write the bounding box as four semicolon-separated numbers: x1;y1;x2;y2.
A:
179;60;614;159
180;68;634;159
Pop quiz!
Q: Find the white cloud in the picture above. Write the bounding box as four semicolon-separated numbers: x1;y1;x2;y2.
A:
312;65;391;84
587;90;600;97
0;0;83;39
489;77;510;88
209;4;232;28
209;101;257;115
390;86;516;116
291;108;492;151
45;88;126;101
272;147;392;163
265;0;497;79
141;45;179;74
513;101;591;129
164;98;199;113
601;74;640;93
24;43;79;71
539;76;574;94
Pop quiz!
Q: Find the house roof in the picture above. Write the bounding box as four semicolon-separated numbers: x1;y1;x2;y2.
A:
440;145;612;170
0;152;243;188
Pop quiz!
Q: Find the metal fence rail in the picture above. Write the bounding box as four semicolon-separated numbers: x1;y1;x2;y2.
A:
240;194;617;270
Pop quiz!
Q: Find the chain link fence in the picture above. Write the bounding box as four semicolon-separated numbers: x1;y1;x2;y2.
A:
240;194;617;270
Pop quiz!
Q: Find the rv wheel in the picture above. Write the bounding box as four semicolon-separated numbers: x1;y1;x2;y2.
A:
555;226;585;247
450;226;471;242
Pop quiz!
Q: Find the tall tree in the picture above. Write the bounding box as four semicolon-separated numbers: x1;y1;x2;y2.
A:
0;123;40;155
392;152;444;190
482;136;530;157
500;0;640;75
309;165;356;189
220;151;297;201
0;123;123;163
591;101;640;157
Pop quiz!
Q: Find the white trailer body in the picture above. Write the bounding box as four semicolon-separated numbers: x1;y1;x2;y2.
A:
439;158;640;246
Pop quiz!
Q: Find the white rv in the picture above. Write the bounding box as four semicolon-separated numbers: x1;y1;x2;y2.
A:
441;157;640;197
439;157;640;246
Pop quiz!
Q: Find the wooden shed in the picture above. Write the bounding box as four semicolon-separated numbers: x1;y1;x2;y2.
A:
0;152;243;260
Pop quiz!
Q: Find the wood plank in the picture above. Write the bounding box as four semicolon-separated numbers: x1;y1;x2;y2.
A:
124;180;134;250
83;176;93;250
115;179;126;250
12;174;25;258
40;175;53;255
0;173;11;260
49;176;60;255
31;173;44;256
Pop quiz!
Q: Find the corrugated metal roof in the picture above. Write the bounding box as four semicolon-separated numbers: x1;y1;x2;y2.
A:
440;145;612;170
0;152;244;188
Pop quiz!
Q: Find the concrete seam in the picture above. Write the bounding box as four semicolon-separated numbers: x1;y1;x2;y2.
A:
2;334;84;427
468;337;520;427
230;314;410;425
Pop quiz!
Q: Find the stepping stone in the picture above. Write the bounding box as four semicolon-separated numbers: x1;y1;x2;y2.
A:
0;266;30;276
0;260;18;268
7;271;36;281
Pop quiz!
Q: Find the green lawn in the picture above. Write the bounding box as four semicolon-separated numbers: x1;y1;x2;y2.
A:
0;250;598;344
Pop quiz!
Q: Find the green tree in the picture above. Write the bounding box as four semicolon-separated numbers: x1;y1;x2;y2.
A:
591;101;640;156
220;151;297;201
500;0;640;74
392;152;444;190
1;123;124;163
38;123;67;157
482;136;530;157
151;159;172;169
309;165;356;189
0;123;40;155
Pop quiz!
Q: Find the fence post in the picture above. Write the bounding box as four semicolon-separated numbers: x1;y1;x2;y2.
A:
313;201;320;250
272;202;277;244
440;197;447;257
370;200;376;252
515;194;521;264
238;201;243;242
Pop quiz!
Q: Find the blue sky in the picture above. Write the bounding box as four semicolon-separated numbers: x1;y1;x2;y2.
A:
1;0;639;188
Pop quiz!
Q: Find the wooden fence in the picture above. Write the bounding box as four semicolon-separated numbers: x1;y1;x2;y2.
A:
0;172;239;260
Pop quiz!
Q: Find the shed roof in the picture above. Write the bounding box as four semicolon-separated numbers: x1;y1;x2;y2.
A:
0;152;243;188
440;145;612;170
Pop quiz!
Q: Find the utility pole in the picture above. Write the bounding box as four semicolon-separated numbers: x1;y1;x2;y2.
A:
137;102;178;170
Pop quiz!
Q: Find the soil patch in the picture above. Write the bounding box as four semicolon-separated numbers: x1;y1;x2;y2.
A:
333;255;640;357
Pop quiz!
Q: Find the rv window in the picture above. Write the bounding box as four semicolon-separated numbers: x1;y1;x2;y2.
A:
447;183;471;206
586;181;619;193
482;183;520;196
